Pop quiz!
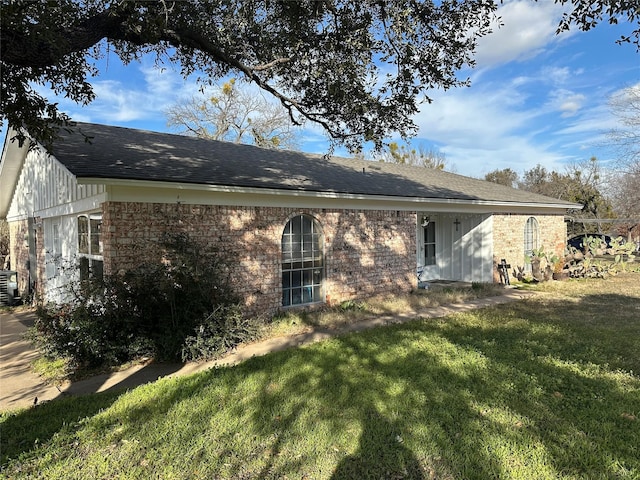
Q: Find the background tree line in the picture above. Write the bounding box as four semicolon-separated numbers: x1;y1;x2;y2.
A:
485;158;637;239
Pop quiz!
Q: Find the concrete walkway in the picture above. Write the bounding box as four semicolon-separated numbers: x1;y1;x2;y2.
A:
0;289;533;412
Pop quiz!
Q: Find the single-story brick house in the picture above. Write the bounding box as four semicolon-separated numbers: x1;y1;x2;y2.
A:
1;123;579;315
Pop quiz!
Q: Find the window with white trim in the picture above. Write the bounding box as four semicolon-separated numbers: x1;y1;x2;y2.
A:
46;221;63;279
423;222;436;266
281;214;324;306
78;214;103;281
52;222;62;277
524;217;539;271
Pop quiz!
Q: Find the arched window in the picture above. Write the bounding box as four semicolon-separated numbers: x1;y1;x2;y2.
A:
282;214;324;306
524;217;540;268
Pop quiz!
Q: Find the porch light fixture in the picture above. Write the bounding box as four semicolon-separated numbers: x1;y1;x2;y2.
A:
421;215;430;227
454;218;461;231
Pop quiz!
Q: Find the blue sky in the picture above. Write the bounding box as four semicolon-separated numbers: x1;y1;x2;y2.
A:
2;1;639;179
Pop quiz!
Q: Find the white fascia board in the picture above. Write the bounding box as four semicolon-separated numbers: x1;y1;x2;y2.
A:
81;177;578;214
0;128;31;219
34;193;108;219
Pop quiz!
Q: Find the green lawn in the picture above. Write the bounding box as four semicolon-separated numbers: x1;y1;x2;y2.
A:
2;274;639;479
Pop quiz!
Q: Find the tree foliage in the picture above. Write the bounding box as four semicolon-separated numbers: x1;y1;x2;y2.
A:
2;1;638;151
607;84;640;171
518;164;563;198
606;84;640;237
378;142;449;170
518;158;615;234
609;164;640;234
0;219;9;267
166;78;298;149
555;0;640;50
562;158;615;225
484;168;519;188
1;0;498;150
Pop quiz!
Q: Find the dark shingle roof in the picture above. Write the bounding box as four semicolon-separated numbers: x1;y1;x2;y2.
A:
50;123;576;206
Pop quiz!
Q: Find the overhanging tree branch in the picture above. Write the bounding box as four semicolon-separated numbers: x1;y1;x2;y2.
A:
1;0;638;152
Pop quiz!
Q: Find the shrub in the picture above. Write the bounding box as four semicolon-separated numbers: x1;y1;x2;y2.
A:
30;232;259;372
31;280;149;369
339;300;366;311
181;304;260;362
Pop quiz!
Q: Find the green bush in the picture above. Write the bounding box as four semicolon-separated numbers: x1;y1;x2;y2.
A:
31;277;149;369
181;304;260;362
30;232;260;371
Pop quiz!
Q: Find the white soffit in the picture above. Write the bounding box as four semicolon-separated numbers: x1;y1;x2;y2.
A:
86;178;579;214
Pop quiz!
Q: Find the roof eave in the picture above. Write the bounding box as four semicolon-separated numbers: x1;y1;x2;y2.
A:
0;128;31;219
81;177;581;212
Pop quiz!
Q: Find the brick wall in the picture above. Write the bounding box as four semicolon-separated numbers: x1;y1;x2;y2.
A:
102;202;417;317
35;220;45;299
322;209;416;305
8;220;29;296
492;213;567;280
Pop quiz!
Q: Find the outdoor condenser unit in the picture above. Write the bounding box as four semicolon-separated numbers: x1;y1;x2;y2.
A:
0;271;20;306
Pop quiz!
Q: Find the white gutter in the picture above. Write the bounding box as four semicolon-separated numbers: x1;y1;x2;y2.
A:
79;177;582;212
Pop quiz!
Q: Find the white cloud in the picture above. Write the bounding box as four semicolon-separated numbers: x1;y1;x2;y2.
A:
140;64;181;98
413;80;538;148
547;89;586;117
442;140;568;179
405;0;640;179
559;98;584;116
60;60;201;124
475;0;568;67
399;81;567;177
90;81;150;121
554;102;615;137
540;66;572;85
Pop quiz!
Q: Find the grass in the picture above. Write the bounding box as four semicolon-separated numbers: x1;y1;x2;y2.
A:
28;283;505;385
26;282;505;386
30;357;71;387
265;281;505;337
1;274;639;479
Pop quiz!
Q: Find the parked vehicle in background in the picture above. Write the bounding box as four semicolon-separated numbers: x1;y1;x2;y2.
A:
567;234;615;252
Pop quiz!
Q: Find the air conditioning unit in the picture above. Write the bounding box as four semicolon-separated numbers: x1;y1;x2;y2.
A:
0;271;20;306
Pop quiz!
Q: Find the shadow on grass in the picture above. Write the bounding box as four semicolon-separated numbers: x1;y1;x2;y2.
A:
506;293;640;373
330;408;425;480
0;359;185;467
0;390;122;466
238;291;639;478
2;291;639;478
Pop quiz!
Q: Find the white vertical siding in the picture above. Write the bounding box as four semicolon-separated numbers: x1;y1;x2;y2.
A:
42;215;79;303
418;212;493;283
6;147;106;303
6;147;105;221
